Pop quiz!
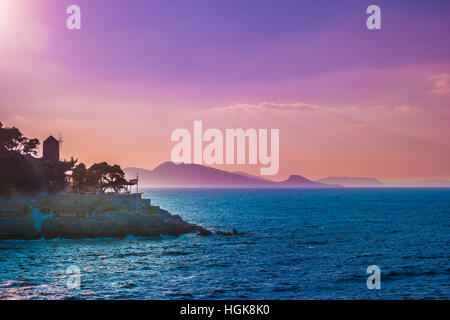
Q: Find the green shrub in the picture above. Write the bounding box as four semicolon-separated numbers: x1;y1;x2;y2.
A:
87;197;120;214
142;204;160;215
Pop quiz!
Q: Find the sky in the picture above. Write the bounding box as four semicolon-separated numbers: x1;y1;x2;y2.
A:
1;0;450;181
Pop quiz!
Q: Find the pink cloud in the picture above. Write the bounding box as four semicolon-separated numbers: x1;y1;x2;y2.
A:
429;74;450;94
207;102;327;114
393;105;420;114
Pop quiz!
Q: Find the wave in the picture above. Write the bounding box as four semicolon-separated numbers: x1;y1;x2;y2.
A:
163;251;190;256
300;240;328;245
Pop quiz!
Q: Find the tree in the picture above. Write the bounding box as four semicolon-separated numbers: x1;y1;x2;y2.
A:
0;122;76;196
87;162;128;194
0;122;39;156
72;163;89;193
0;122;41;196
42;157;77;193
0;122;126;196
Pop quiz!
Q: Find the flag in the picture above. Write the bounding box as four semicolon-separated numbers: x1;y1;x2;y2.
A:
128;179;138;185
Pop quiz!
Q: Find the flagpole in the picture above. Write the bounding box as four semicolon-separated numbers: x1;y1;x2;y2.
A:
136;172;140;215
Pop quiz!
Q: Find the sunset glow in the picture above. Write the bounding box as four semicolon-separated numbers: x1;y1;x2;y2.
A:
1;0;450;304
0;0;14;35
1;0;450;182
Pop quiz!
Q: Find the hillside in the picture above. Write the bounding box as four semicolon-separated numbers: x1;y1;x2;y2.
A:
125;162;340;188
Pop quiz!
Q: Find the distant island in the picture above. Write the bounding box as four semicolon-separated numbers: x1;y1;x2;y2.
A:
124;162;341;188
384;180;450;188
316;177;384;188
125;163;450;189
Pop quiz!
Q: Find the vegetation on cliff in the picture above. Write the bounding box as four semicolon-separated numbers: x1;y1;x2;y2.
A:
0;122;129;197
71;162;128;194
0;122;75;196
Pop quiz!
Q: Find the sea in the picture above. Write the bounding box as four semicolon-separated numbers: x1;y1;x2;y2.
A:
0;188;449;300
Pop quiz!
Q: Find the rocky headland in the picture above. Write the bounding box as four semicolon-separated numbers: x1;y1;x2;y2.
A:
0;194;246;240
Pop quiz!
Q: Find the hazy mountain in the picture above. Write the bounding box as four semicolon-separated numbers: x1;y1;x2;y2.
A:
232;171;272;182
317;176;384;188
124;162;340;188
385;180;450;188
279;175;337;188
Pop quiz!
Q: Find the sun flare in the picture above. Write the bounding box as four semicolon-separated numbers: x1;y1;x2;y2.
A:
0;0;16;34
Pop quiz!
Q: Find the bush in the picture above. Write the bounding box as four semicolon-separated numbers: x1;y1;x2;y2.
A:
142;204;160;215
87;198;120;214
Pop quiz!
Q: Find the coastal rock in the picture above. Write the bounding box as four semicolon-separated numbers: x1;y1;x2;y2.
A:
0;211;206;240
0;196;251;240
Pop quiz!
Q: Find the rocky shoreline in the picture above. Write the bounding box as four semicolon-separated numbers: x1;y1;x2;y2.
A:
0;195;249;240
0;211;205;240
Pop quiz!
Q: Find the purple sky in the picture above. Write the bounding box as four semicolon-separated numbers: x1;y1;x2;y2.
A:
1;0;450;180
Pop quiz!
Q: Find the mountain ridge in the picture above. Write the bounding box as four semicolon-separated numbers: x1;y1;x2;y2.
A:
124;162;340;188
317;176;384;188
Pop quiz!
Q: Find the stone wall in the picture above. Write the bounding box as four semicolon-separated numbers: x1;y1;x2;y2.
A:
50;193;150;210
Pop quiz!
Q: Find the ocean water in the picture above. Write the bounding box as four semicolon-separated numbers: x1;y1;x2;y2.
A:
0;188;449;300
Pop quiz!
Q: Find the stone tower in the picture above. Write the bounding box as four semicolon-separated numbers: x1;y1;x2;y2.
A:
42;135;59;163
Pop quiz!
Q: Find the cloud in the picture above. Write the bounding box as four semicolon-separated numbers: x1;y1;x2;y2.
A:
394;105;420;114
207;101;423;119
207;101;338;114
342;123;399;133
429;74;450;94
